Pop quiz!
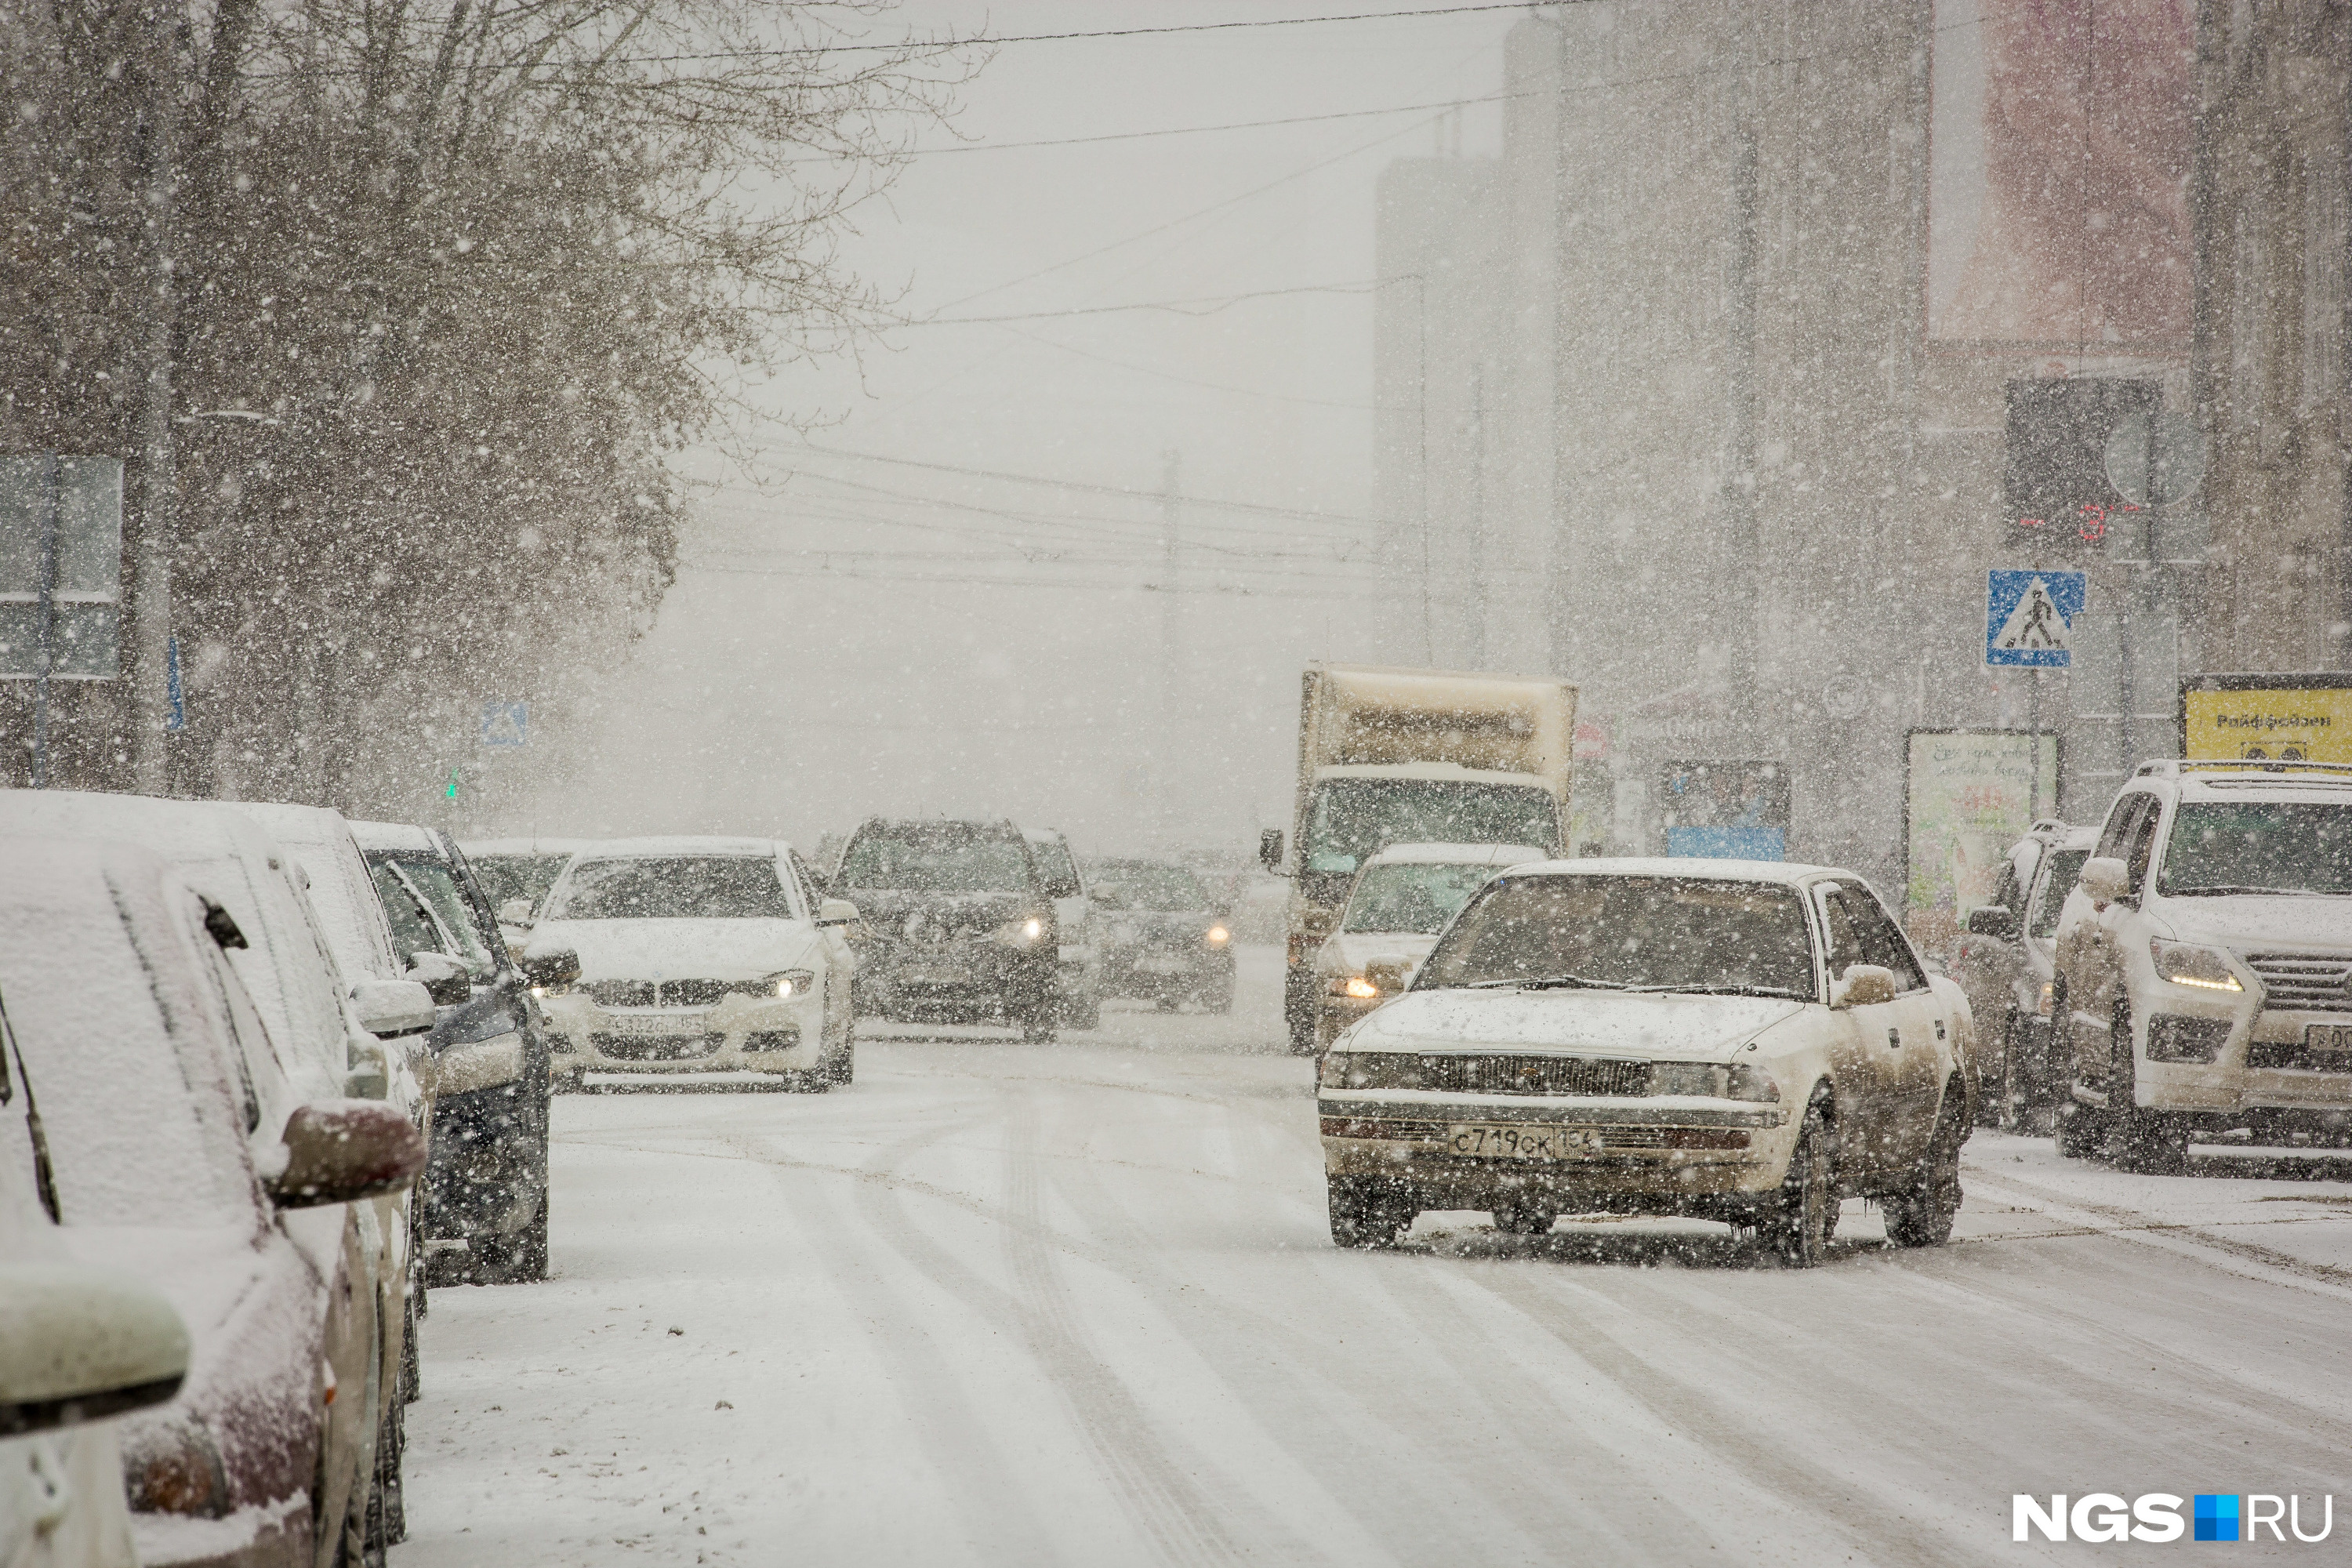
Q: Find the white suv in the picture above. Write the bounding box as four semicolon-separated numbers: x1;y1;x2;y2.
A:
2053;760;2352;1171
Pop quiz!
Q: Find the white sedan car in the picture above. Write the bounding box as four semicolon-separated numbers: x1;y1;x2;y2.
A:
524;838;858;1089
1318;859;1976;1265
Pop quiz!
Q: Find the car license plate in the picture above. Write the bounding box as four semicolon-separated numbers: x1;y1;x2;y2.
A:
1449;1124;1603;1160
2303;1023;2352;1054
608;1011;706;1035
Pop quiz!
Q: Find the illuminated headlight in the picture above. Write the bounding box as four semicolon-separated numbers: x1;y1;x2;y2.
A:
2150;939;2243;993
2035;979;2054;1017
1648;1062;1780;1102
765;969;818;1000
993;915;1052;949
529;982;573;1000
1333;975;1381;1000
1318;1051;1427;1091
1206;924;1231;947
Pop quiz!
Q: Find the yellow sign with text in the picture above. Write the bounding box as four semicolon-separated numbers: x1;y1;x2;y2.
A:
2182;682;2352;763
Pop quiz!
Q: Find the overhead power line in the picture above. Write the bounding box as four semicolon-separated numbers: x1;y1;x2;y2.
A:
893;278;1382;328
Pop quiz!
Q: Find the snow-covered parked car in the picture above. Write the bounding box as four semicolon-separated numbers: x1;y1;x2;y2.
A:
2053;760;2352;1171
2;1019;191;1568
0;837;425;1567
524;837;858;1089
1317;858;1976;1264
1311;841;1548;1051
1949;819;2095;1130
351;821;553;1284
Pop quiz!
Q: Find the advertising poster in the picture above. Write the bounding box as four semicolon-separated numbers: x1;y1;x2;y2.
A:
1927;0;2194;347
2181;674;2352;763
1904;730;2061;925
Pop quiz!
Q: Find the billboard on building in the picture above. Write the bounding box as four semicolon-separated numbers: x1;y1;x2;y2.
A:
2181;674;2352;763
1659;760;1789;861
1927;0;2194;347
1904;730;2062;924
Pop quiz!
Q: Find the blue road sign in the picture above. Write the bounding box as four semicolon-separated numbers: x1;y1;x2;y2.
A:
1985;570;2085;668
165;634;184;731
480;700;528;747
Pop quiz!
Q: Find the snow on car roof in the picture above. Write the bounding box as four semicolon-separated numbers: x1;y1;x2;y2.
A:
223;802;398;983
1502;856;1848;887
568;835;788;859
1361;841;1550;867
464;837;597;855
348;819;441;855
2161;766;2352;804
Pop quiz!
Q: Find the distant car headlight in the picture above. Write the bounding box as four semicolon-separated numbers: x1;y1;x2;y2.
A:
1318;1051;1428;1091
764;969;818;1000
2150;939;2243;993
1332;975;1381;1000
2035;979;2054;1017
1205;925;1231;947
1648;1062;1780;1102
993;915;1052;949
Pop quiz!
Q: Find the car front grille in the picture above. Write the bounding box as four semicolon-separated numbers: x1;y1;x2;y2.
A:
589;980;655;1007
2245;954;2352;1011
1414;1055;1654;1096
590;1032;723;1062
664;978;735;1007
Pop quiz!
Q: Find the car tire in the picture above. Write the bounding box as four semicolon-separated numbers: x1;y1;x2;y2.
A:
1061;993;1102;1032
2104;1006;2189;1175
2054;1098;2104;1158
472;1188;550;1283
826;1044;855;1086
1762;1102;1832;1268
1327;1177;1414;1249
1884;1083;1965;1248
1978;1014;2014;1130
1491;1201;1555;1236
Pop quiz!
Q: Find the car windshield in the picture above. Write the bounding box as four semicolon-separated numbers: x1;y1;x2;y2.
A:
548;856;796;920
839;826;1031;893
1094;864;1207;911
471;852;573;910
1341;862;1496;935
1419;874;1817;997
1302;779;1556;873
2160;802;2352;895
2030;849;2091;935
368;853;497;977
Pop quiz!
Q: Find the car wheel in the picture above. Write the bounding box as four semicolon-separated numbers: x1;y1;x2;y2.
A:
2104;1006;2188;1175
1979;1014;2014;1130
1491;1201;1555;1236
1884;1083;1965;1248
1327;1176;1414;1249
826;1044;855;1086
472;1188;550;1284
2054;1097;2104;1158
1761;1102;1832;1267
1061;993;1102;1032
368;1363;405;1552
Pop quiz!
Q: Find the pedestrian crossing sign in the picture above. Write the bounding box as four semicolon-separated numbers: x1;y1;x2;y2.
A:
1984;570;2084;668
480;700;528;747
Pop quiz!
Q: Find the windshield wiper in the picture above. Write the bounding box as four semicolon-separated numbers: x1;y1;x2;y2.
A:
1634;983;1810;1000
2165;885;2339;897
1505;974;1633;991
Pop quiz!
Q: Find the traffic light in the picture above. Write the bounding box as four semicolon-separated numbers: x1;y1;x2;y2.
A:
2002;378;2158;550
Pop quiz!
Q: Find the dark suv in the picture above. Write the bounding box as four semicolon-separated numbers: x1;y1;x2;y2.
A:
833;818;1061;1041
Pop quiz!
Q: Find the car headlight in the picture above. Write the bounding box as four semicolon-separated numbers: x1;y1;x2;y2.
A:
764;969;818;1000
1647;1062;1780;1102
2035;979;2054;1017
993;914;1052;949
1317;1051;1428;1091
2150;939;2243;993
1330;974;1381;1000
1205;925;1231;947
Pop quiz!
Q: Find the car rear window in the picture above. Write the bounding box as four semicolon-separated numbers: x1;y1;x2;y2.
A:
839;826;1032;894
549;857;796;920
1419;875;1816;999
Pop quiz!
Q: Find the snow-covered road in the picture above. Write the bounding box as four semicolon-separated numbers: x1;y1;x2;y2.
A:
393;949;2352;1566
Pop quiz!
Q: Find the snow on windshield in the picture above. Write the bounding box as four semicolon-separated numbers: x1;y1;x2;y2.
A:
1421;875;1816;997
838;826;1031;894
2162;803;2352;895
550;856;795;920
1305;780;1557;874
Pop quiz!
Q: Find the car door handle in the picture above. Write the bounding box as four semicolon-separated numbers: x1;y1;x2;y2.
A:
1886;1028;1902;1047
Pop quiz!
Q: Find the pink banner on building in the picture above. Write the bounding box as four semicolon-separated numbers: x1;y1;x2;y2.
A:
1928;0;2194;347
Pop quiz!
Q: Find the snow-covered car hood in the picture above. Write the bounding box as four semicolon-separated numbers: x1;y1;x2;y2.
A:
1345;987;1806;1060
2151;894;2352;953
529;918;818;978
1318;931;1439;975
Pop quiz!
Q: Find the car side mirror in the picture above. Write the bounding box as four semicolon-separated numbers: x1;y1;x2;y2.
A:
2078;856;2129;909
1831;964;1898;1009
520;948;582;991
815;898;859;929
498;898;536;930
1963;906;2019;939
1365;956;1412;993
0;1264;191;1436
406;951;472;1007
1258;829;1286;876
263;1100;428;1209
351;977;436;1039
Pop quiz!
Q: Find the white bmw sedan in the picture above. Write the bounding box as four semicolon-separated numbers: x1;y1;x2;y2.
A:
1318;859;1976;1265
524;838;858;1089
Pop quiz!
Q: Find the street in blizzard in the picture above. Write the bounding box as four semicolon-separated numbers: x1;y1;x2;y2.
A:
2;4;2348;1567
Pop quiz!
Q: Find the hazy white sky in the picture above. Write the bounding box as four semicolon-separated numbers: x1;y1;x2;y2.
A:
528;1;1530;858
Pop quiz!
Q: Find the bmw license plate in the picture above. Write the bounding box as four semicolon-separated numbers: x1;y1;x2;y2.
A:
2304;1023;2352;1054
609;1011;706;1035
1449;1124;1603;1160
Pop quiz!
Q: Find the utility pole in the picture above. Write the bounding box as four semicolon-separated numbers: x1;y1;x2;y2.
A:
1724;56;1761;724
1416;271;1434;665
1160;450;1181;851
1468;361;1487;668
129;2;181;794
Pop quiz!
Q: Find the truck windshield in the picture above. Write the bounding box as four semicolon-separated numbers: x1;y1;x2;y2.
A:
839;826;1031;894
1304;780;1556;873
1419;875;1816;998
1341;862;1496;935
2160;803;2352;895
